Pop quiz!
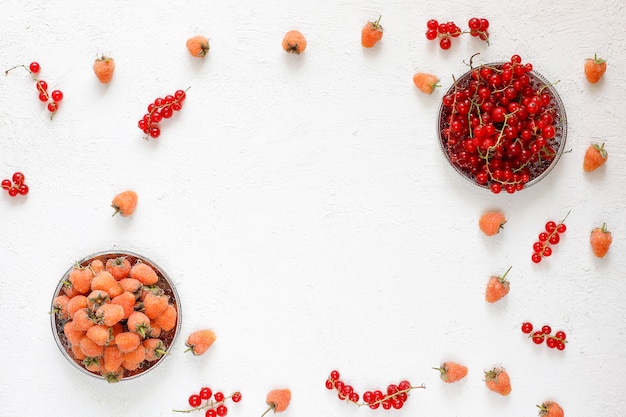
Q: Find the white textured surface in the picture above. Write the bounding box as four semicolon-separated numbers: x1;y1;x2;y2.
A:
1;1;625;416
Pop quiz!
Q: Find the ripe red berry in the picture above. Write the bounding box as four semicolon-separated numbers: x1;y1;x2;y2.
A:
532;331;545;344
555;330;567;341
188;394;202;408
439;37;451;50
1;179;11;190
557;223;567;233
214;392;225;402
216;405;228;416
231;392;242;403
29;62;40;73
531;253;542;263
199;387;213;400
18;184;29;195
12;172;24;185
548;233;560;245
546;337;557;349
51;89;63;102
206;409;217;417
521;322;533;334
541;325;552;335
468;17;481;30
330;370;340;380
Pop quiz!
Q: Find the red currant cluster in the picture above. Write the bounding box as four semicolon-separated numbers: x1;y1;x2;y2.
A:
137;88;188;139
174;387;241;416
521;322;568;351
5;62;63;119
425;17;489;50
325;370;425;410
440;54;564;194
1;172;29;197
531;212;569;263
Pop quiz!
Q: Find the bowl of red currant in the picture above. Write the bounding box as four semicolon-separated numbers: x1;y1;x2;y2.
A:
437;55;567;194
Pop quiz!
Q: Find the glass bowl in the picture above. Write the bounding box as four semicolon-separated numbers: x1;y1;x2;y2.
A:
437;61;567;194
50;250;181;382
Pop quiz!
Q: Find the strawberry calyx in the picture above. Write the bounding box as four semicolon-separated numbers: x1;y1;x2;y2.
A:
590;53;606;64
498;266;512;284
593;143;607;158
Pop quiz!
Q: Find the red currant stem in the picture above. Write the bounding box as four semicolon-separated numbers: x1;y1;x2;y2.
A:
260;403;276;417
537;210;570;258
172;392;239;413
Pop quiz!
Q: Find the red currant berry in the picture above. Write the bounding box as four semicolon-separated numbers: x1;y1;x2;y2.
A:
232;392;242;403
556;341;566;351
531;253;542;263
330;370;340;380
439;37;451;50
548;233;560;245
206;409;217;417
51;90;63;102
369;402;380;410
533;241;544;253
425;29;438;40
348;392;359;402
38;92;48;102
12;172;25;185
542;246;552;257
138;119;148;130
199;387;213;400
18;184;29;195
8;187;18;197
521;322;533;334
398;380;411;391
188;394;202;408
325;379;334;389
479;18;489;30
382;400;392;410
37;80;48;93
47;102;58;113
175;89;187;101
468;17;481;30
490;183;502;194
29;62;40;73
216;405;228;416
154;97;165;107
541;325;552;335
532;331;545;344
214;392;225;402
1;179;11;190
171;101;183;111
426;19;439;30
538;232;549;242
392;399;403;409
161;106;174;119
149;126;161;139
556;223;567;233
546;337;557;349
555;330;567;341
545;221;557;232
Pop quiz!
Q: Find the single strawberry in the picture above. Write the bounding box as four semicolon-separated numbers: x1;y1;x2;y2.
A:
484;367;511;396
433;361;468;383
127;311;153;338
93;55;115;84
538;401;564;417
68;263;94;294
115;331;142;353
479;210;507;236
412;72;440;94
583;143;607;172
590;223;612;258
65;294;89;317
111;190;138;217
361;16;383;48
142;291;170;319
185;329;216;355
154;303;178;332
262;389;292;416
485;266;512;303
584;54;606;83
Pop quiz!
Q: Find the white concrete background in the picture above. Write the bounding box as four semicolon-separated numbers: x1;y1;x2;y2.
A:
1;0;625;416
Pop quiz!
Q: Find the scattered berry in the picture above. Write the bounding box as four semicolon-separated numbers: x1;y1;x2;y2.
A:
584;54;606;84
583;143;607;172
485;266;511;303
138;88;188;139
93;55;116;84
531;211;569;263
484;367;511;396
522;321;568;350
111;190;138;217
187;35;211;58
538;401;564;417
5;62;63;119
361;16;384;48
434;361;468;383
262;389;291;416
282;30;307;54
590;223;612;258
173;389;242;415
479;210;506;236
425;17;489;49
2;172;29;197
412;72;440;94
326;370;425;409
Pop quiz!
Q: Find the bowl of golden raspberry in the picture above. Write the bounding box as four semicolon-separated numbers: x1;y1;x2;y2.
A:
437;55;567;194
50;250;181;383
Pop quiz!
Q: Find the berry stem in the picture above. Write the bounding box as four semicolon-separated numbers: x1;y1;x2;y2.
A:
260;403;276;417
